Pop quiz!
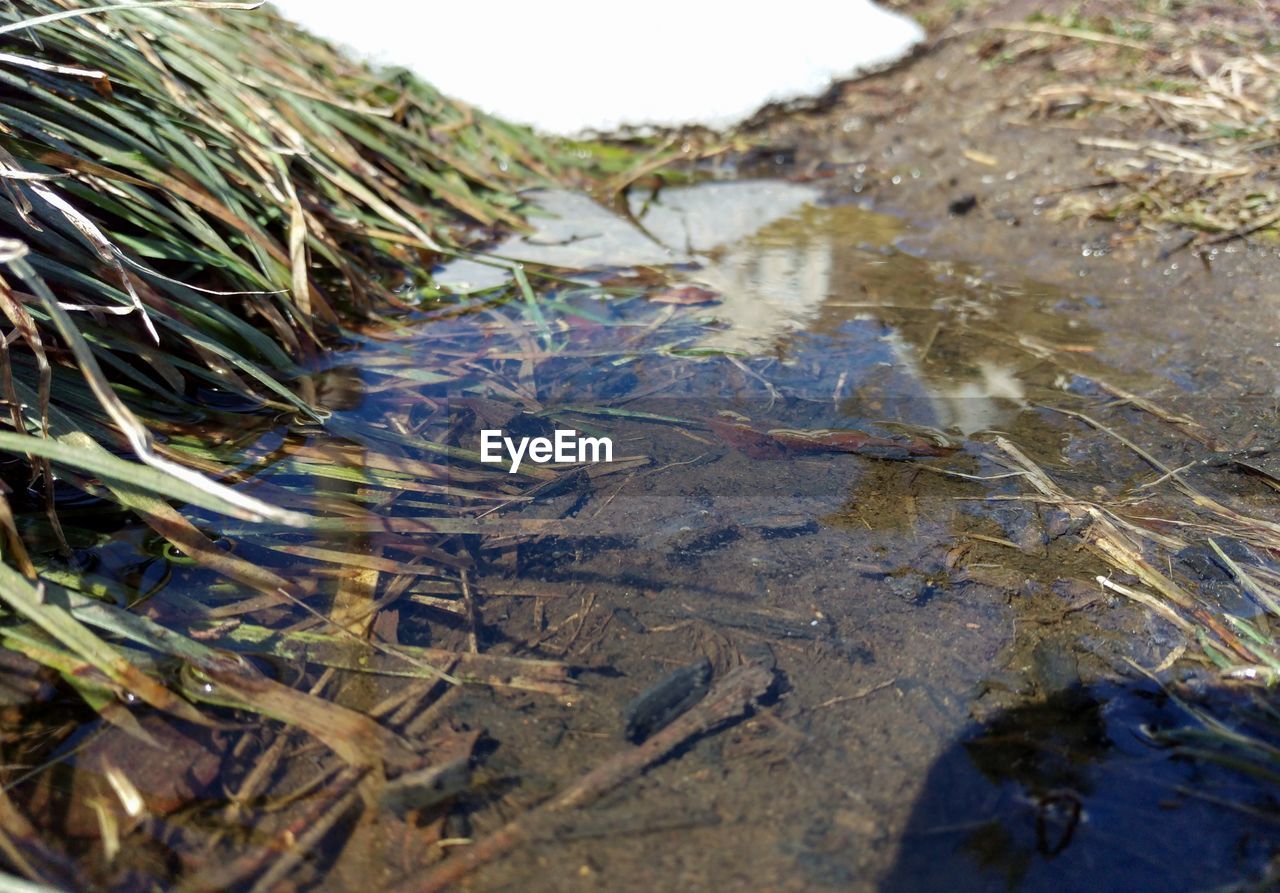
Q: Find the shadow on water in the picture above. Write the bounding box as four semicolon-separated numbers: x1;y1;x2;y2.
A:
881;682;1280;893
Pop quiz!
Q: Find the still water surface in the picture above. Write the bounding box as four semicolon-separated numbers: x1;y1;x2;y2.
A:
18;181;1277;891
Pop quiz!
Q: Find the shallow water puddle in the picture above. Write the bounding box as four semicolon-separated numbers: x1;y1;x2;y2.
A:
262;185;1273;889
17;183;1279;891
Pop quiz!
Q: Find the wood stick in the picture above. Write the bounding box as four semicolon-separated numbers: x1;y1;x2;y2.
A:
404;661;775;893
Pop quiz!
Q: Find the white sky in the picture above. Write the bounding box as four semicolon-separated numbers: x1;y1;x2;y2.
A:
266;1;923;133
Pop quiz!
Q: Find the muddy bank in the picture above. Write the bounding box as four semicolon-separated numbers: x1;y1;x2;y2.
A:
749;0;1278;445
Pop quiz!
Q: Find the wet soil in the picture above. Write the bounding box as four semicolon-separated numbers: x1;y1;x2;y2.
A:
745;0;1279;445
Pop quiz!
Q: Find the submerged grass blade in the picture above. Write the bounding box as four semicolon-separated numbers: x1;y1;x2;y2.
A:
0;559;202;720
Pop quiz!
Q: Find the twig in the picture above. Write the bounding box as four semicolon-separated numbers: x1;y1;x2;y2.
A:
460;568;480;654
404;661;775;893
814;678;896;709
989;22;1152;51
248;775;363;893
180;766;366;893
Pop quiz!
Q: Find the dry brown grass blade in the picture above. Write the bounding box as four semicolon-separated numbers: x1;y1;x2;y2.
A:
1012;8;1280;241
1043;405;1280;547
0;488;36;580
992;436;1280;668
181;656;418;771
199;622;573;695
990;21;1152;51
0;274;52;436
992;436;1196;609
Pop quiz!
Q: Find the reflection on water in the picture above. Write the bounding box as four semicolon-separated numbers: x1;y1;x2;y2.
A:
437;183;1049;438
685;201;880;353
17;180;1277;891
333;182;1273;890
915;357;1027;436
435;181;820;291
237;181;1278;890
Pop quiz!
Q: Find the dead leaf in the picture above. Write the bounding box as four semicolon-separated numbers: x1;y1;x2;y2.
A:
649;285;720;305
710;418;954;459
